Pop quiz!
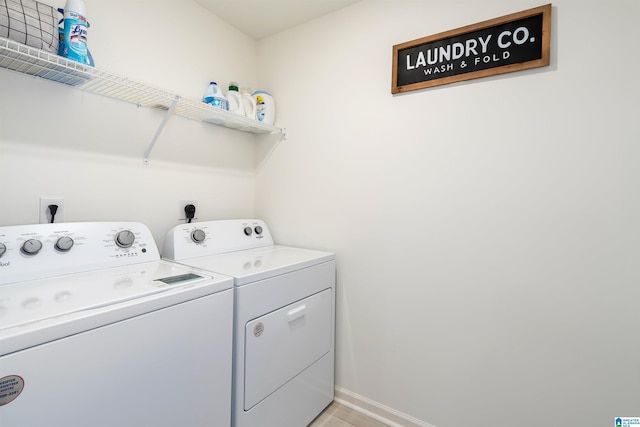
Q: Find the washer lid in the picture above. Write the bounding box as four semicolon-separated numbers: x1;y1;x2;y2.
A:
0;260;230;332
178;245;335;286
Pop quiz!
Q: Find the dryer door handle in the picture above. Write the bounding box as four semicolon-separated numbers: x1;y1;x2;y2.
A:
287;304;307;322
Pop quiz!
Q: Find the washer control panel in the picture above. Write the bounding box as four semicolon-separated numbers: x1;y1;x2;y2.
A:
0;222;160;285
163;219;274;261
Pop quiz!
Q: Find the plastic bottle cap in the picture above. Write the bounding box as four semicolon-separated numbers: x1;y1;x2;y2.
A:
229;84;239;91
64;0;86;16
210;81;217;85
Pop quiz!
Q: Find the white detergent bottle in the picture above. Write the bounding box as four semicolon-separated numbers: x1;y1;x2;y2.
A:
226;82;244;116
253;90;275;125
241;87;256;120
203;82;228;110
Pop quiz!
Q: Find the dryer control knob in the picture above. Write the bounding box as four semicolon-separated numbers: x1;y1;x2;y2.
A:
244;227;253;236
115;230;135;248
0;242;6;258
55;236;74;252
191;229;206;243
22;239;43;255
254;226;263;235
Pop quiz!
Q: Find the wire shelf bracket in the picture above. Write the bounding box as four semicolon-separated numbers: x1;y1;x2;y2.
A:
143;95;180;165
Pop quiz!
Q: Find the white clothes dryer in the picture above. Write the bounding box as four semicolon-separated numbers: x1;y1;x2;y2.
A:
163;219;336;427
0;222;234;427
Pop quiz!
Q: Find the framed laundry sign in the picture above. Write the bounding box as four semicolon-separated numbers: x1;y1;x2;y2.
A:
392;4;551;93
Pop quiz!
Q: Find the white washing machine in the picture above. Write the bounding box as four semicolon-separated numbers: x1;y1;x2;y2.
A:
0;222;234;427
163;219;336;427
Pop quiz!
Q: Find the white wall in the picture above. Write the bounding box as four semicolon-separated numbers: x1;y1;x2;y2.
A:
0;0;260;247
255;1;640;426
2;1;639;425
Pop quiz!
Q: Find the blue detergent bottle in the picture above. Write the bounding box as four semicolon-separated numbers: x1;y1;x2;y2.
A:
58;0;93;65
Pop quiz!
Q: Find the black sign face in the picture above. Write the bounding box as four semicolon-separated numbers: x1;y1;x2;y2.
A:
392;4;551;93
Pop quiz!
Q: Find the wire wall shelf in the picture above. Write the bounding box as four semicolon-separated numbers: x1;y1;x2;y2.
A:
0;37;284;163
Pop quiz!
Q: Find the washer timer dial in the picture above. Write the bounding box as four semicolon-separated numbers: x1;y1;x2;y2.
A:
55;236;74;252
114;230;135;248
191;229;206;243
22;239;43;255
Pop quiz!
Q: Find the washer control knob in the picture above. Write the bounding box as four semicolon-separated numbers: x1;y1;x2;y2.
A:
244;227;253;236
191;229;206;243
22;239;43;255
254;226;263;235
55;236;74;252
0;242;6;258
115;230;135;248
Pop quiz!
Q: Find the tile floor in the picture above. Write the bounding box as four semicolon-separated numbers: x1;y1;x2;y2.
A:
309;401;389;427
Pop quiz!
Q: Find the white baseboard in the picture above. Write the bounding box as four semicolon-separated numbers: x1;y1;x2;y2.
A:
334;386;435;427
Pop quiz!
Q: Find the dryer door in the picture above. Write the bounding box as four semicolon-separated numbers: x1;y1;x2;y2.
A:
244;288;332;410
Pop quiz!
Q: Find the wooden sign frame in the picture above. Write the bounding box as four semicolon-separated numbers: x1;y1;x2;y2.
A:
392;4;551;94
